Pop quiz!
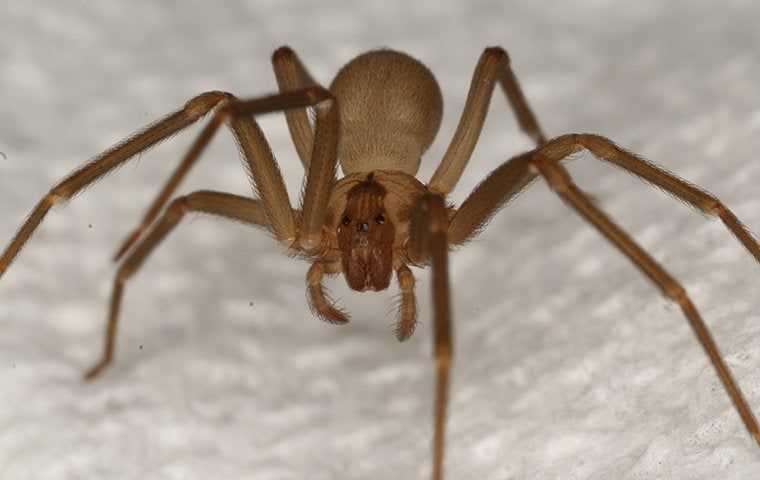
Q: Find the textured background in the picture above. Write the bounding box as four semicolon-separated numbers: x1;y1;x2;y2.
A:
2;1;760;479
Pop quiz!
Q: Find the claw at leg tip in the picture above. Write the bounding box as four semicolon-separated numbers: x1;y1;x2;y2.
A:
83;363;105;382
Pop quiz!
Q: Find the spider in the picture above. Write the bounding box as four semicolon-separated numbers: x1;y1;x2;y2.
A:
1;46;759;479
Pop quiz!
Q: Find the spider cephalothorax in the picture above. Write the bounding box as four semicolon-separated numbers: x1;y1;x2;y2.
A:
2;45;760;480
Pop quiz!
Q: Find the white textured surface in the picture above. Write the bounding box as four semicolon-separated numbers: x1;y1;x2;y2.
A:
2;2;760;479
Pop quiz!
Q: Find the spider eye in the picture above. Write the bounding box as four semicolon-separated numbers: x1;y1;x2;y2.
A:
341;215;351;226
374;214;385;225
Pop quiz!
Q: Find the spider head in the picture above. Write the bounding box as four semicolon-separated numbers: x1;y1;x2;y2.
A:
337;174;395;292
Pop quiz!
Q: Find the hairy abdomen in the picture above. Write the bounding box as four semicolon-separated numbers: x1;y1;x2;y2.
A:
330;50;443;175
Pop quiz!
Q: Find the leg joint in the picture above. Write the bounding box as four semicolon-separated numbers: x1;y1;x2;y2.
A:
307;86;335;111
483;46;510;65
397;266;416;291
532;155;572;194
705;197;725;217
167;197;189;218
115;266;131;285
45;190;68;207
436;345;453;369
419;193;449;234
306;262;324;286
537;134;584;162
271;45;295;64
184;91;232;121
663;282;688;306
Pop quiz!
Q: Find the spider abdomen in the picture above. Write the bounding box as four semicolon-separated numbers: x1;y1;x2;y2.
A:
330;50;443;176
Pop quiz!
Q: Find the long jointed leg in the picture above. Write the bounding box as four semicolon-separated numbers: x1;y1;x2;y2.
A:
116;87;338;260
447;151;535;246
114;99;233;260
543;133;760;263
410;193;453;480
0;91;229;278
86;88;338;379
232;88;338;253
428;47;546;195
271;46;320;169
84;191;267;380
532;156;760;447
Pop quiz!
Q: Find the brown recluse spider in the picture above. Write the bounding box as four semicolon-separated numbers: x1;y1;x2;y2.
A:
2;46;759;479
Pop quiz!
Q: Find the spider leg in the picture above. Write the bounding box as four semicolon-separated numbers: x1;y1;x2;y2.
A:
231;89;338;253
0;91;229;279
531;154;760;448
540;133;760;263
113;99;234;260
447;151;536;246
88;87;338;379
272;46;320;169
428;47;546;195
115;87;338;260
84;190;267;380
409;193;452;480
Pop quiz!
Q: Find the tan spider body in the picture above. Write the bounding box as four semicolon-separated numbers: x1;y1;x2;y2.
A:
297;50;442;337
2;46;760;480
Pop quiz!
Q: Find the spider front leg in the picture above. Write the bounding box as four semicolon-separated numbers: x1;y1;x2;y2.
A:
271;45;320;169
415;152;538;478
447;151;536;245
231;87;339;251
409;193;452;480
115;87;338;260
428;47;546;195
84;191;267;380
0;91;230;278
540;133;760;263
448;139;760;457
194;88;339;253
530;153;760;447
87;87;339;379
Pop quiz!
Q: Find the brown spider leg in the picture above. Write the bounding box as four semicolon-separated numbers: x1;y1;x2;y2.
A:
447;151;536;246
114;98;233;260
272;46;320;169
306;261;348;324
114;91;297;260
84;190;267;380
395;264;418;341
410;193;452;480
230;88;338;253
231;87;340;253
115;87;337;260
532;155;760;448
540;133;760;264
0;91;229;279
428;47;546;194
